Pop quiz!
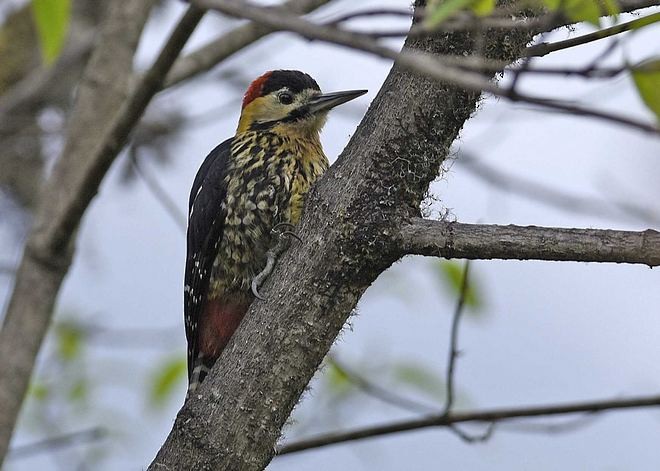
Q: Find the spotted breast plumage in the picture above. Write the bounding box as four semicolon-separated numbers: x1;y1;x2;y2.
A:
184;70;366;393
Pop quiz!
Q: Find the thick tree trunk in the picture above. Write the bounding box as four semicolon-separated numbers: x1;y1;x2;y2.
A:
150;3;532;469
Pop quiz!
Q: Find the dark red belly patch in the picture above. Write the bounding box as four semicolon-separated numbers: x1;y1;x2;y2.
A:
199;297;250;360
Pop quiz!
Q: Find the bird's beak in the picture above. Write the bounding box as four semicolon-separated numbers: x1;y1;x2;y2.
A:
307;89;368;114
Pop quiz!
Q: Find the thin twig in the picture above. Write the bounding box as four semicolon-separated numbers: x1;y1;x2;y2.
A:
525;12;660;57
196;0;660;135
359;15;552;38
277;393;660;455
324;7;416;25
7;428;106;460
501;413;600;434
129;147;187;233
78;321;181;349
165;0;332;88
440;261;492;443
442;261;471;415
507;65;626;77
457;154;660;227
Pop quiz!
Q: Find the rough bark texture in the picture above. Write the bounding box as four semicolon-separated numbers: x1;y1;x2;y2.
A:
149;4;532;470
0;2;338;464
0;1;155;463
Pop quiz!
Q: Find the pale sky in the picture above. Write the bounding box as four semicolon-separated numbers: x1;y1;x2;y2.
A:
2;1;660;470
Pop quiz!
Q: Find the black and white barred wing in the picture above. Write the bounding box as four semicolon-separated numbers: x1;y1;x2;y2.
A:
184;138;231;382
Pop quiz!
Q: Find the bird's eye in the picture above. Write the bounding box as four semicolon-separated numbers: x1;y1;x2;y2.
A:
278;92;293;105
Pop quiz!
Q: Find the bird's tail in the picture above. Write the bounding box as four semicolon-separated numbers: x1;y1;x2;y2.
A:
186;298;249;396
187;354;214;395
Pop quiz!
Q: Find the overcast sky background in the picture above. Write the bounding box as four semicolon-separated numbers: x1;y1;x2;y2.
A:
2;0;660;470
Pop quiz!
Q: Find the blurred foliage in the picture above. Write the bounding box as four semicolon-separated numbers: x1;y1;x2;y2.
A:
27;382;50;402
426;0;620;29
31;0;70;64
17;312;181;468
432;260;483;312
425;0;495;26
325;360;353;398
631;58;660;122
542;0;618;27
55;321;84;361
321;356;448;411
471;0;496;16
148;355;187;408
392;363;446;402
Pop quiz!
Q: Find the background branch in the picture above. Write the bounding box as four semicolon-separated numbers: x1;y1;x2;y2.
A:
6;427;106;461
457;154;660;226
165;0;332;88
0;3;198;465
196;0;659;134
525;11;660;57
277;393;660;455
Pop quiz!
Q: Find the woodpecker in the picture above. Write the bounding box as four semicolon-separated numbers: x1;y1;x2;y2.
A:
184;70;366;393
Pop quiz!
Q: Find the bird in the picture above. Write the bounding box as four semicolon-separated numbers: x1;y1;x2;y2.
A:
184;70;366;393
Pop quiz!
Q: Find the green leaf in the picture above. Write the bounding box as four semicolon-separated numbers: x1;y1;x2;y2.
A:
631;59;660;122
149;356;186;407
433;260;483;311
470;0;496;16
68;377;88;402
542;0;603;27
393;363;445;401
600;0;620;18
425;0;475;27
324;360;355;398
31;0;71;64
55;322;83;361
28;382;50;402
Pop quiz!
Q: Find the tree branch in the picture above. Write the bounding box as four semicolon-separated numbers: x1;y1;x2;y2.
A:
277;393;660;455
165;0;332;88
442;261;471;415
0;3;199;465
7;427;106;460
457;153;660;226
195;0;660;134
399;218;660;266
525;11;660;58
0;0;341;463
149;1;539;468
150;0;660;467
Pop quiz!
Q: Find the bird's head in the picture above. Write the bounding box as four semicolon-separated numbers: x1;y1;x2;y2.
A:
236;70;367;135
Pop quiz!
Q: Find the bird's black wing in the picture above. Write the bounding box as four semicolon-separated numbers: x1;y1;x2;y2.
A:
184;138;232;382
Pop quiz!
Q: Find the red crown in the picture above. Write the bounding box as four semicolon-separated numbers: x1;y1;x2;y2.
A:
242;71;273;109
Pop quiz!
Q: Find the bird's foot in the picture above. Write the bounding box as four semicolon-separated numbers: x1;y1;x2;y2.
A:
251;246;279;301
271;222;302;243
251;223;302;301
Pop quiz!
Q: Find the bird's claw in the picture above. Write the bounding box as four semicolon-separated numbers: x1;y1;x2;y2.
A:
272;222;302;244
251;245;279;301
251;223;300;301
279;230;302;243
272;222;295;233
251;277;268;301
